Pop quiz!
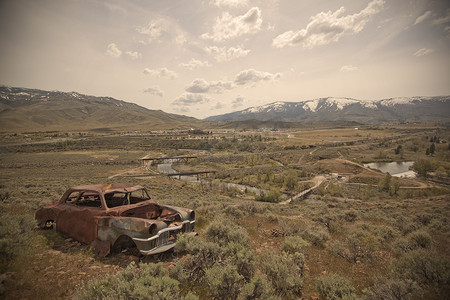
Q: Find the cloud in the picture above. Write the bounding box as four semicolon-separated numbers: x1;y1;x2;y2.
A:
232;96;244;108
143;67;178;79
143;86;164;97
212;102;225;110
211;0;248;8
414;11;432;25
136;20;164;42
340;65;359;72
126;51;142;60
413;48;434;57
172;93;210;106
432;9;450;26
179;59;211;70
202;7;263;41
105;43;122;58
272;0;384;49
205;46;250;62
185;78;233;94
234;69;281;85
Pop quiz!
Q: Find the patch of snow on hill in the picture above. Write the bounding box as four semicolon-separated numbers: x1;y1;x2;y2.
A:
302;99;320;112
327;97;358;110
380;97;415;106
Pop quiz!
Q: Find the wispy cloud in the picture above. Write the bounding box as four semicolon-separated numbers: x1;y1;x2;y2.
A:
143;86;164;97
105;43;122;58
126;51;142;60
186;78;233;94
414;11;432;25
179;59;211;70
143;67;178;79
232;96;244;108
340;65;359;72
234;69;281;85
211;0;248;8
172;93;210;106
136;20;164;43
202;7;262;41
211;102;225;110
205;46;250;62
272;0;384;49
413;48;434;57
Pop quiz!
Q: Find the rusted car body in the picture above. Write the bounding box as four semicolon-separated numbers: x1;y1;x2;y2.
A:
35;184;196;255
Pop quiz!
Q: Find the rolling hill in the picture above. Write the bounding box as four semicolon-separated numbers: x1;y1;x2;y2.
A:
206;96;450;125
0;86;205;132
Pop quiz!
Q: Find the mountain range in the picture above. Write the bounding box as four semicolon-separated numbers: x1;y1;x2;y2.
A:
206;96;450;124
1;86;449;132
0;86;203;132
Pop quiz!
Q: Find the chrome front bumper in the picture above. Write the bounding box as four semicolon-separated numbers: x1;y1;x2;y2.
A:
132;220;196;255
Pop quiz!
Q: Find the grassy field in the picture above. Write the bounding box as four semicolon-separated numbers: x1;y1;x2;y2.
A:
0;124;449;299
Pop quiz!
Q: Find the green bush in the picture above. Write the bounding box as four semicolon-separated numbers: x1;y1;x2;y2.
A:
303;227;330;247
0;213;36;271
75;262;185;300
407;230;432;249
260;251;304;298
225;242;256;281
316;273;356;300
205;220;250;248
239;274;276;300
205;263;244;300
363;278;419;300
282;236;310;254
391;249;450;286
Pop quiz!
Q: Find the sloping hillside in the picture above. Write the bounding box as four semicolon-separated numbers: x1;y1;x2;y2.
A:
0;86;205;131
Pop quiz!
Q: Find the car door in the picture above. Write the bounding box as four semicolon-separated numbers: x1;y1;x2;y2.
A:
56;190;103;244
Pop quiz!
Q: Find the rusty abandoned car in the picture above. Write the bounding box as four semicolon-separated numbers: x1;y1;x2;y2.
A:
35;184;196;256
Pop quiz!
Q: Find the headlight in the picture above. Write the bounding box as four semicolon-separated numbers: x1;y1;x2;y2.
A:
148;223;157;235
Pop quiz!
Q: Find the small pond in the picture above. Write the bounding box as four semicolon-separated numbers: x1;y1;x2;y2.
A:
364;161;416;178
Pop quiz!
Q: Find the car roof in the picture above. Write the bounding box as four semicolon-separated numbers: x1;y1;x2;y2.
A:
67;184;146;194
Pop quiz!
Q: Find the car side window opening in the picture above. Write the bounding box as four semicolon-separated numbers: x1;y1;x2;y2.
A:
130;189;151;204
67;191;102;208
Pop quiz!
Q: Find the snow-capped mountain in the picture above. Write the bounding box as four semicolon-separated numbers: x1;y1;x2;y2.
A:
206;96;450;124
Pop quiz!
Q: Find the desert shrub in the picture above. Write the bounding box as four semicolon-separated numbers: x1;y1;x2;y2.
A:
277;217;306;236
316;273;356;300
225;242;256;281
391;249;450;287
236;202;267;216
205;263;244;300
370;225;400;243
329;229;378;263
394;230;432;253
313;211;343;234
342;209;358;222
173;234;223;282
224;206;244;220
239;274;276;300
282;236;310;254
205;220;250;248
407;230;432;249
256;188;281;203
0;213;36;271
75;262;184;300
303;227;330;247
363;278;420;300
260;251;304;298
284;170;299;190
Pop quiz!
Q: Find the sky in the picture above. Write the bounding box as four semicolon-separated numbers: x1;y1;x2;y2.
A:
0;0;449;119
